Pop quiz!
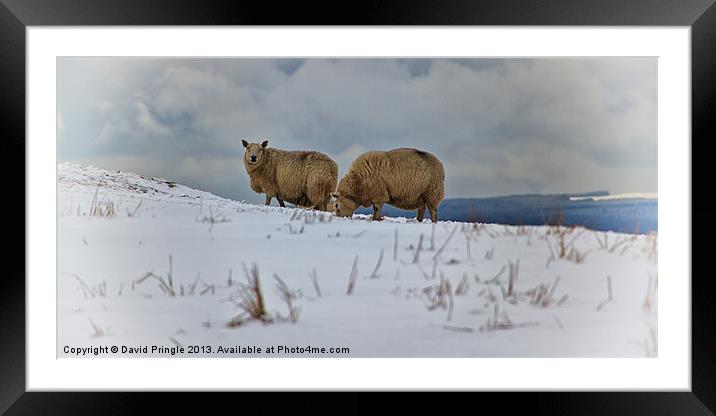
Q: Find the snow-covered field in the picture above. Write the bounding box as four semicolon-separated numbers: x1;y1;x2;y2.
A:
57;162;658;357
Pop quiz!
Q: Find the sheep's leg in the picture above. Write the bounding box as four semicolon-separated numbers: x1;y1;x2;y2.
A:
428;206;438;223
277;198;286;208
373;203;383;221
417;205;426;223
265;195;273;205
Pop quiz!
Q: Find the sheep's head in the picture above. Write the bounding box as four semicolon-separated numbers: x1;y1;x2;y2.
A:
242;139;269;167
330;192;358;218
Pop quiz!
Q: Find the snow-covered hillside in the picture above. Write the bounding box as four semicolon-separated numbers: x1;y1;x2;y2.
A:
57;162;658;357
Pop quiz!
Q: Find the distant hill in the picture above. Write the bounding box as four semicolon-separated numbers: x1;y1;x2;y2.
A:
356;191;657;234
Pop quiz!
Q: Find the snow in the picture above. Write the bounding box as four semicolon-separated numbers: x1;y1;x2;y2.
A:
57;162;658;357
569;193;658;202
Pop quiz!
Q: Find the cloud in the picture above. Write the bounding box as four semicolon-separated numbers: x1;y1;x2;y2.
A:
135;101;172;137
58;58;657;202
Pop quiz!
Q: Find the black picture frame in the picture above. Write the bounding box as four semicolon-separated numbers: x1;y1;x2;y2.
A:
2;0;713;414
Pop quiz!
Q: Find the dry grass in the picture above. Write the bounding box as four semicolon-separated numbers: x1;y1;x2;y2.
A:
70;274;107;299
564;245;591;263
455;273;470;296
89;318;104;337
167;255;174;289
546;208;566;231
432;225;459;261
422;275;454;321
369;249;384;279
643;324;658;357
430;223;436;251
484;265;506;285
483;226;497;239
287;223;305;234
127;201;143;217
346;256;359;295
443;325;474;333
593;231;608;249
480;303;539;331
464;230;472;259
554;316;565;330
294;209;333;224
595;276;614;311
227;263;273;327
416;262;431;280
547;227;592;264
198;205;231;232
593;230;642;258
642;272;658;313
134;255;177;297
478;287;498;303
186;272;215;296
650;233;658;254
393;229;399;261
308;267;322;297
273;274;301;323
506;259;519;298
607;236;630;254
136;271;176;297
412;234;424;263
89;182;116;218
484;247;495;260
526;277;567;308
646;233;658;263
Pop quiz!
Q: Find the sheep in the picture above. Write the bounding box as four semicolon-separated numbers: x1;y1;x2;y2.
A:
241;139;338;211
331;148;445;222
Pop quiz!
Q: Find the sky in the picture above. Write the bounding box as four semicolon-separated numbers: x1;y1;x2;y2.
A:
57;58;657;203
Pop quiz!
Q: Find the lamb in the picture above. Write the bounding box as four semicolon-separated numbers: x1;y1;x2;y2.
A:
241;139;338;211
331;148;445;222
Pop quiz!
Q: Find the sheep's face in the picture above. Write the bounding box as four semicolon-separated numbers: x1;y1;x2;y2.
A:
330;192;358;217
242;139;269;166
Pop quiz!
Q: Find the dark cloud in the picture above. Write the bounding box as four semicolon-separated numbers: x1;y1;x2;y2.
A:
273;59;305;76
58;57;657;202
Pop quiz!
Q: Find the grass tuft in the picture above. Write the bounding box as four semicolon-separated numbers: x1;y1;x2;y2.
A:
273;274;301;323
346;256;359;295
227;263;272;327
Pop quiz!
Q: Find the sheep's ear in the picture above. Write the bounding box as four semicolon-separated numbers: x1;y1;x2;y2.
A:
241;139;249;148
261;140;269;148
330;192;340;199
